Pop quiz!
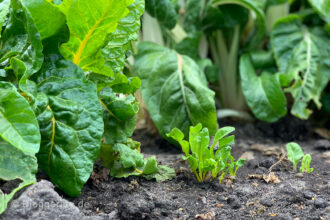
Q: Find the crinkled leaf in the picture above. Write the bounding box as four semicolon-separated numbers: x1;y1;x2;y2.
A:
143;165;176;182
175;32;201;61
134;42;218;138
0;0;43;96
0;82;40;154
0;141;38;214
182;0;203;33
103;0;145;74
286;142;304;170
60;0;132;76
99;88;139;145
240;54;287;122
142;156;158;175
271;15;330;119
32;57;104;197
145;0;178;29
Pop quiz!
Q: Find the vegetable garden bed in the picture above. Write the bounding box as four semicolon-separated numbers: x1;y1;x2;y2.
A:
58;117;329;219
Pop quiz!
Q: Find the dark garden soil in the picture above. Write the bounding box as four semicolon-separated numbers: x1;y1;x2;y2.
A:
63;116;329;219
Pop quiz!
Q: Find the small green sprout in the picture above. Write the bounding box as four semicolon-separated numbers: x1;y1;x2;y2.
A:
286;142;313;173
167;123;245;183
299;154;314;173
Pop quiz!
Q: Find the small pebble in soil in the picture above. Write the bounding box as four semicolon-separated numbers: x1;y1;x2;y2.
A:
295;173;304;178
314;198;327;209
172;195;178;200
227;195;241;209
303;191;314;200
260;198;273;207
258;157;277;169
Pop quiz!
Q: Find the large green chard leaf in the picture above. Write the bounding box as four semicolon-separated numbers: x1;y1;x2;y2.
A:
103;0;145;74
182;0;203;33
0;0;10;38
240;54;287;122
271;15;330;119
0;141;38;214
145;0;178;29
0;82;40;214
98;88;139;145
0;82;40;154
60;0;133;76
31;57;104;197
134;42;218;138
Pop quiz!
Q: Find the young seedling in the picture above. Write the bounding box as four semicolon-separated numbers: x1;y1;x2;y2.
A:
167;123;244;183
299;154;313;173
286;142;304;171
286;142;313;173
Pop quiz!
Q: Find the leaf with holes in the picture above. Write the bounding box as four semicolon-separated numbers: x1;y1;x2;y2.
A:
271;15;330;119
31;57;104;197
134;42;218;138
60;0;133;76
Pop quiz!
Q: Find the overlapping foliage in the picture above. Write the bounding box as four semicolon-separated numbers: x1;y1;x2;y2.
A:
138;0;330;124
0;0;174;214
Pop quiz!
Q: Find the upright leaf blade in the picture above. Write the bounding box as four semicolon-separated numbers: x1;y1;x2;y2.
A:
0;0;10;38
240;54;287;122
134;42;218;138
32;57;104;197
0;82;40;154
60;0;133;75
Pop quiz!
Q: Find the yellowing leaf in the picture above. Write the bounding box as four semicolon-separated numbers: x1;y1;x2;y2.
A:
60;0;133;76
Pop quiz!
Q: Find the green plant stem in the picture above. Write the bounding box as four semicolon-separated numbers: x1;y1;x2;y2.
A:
266;2;290;32
142;12;164;45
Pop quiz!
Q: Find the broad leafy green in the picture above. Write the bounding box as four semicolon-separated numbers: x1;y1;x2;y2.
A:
60;0;133;76
271;15;330;119
32;57;104;197
286;142;304;170
0;82;40;213
134;42;218;138
240;54;287;122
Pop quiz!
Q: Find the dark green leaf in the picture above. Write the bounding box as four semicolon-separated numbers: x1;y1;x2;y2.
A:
134;42;218;138
240;54;287;122
145;0;178;29
33;57;104;197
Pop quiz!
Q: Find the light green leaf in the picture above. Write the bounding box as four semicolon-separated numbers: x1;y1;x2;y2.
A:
271;15;330;119
142;156;159;175
299;154;313;173
134;42;218;138
145;0;178;29
218;135;235;148
167;127;185;142
21;0;66;40
60;0;133;76
0;141;38;214
32;57;104;197
0;82;40;154
143;165;176;182
240;54;287;122
286;142;304;170
103;0;145;74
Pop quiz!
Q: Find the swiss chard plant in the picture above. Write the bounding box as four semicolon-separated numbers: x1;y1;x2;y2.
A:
137;0;330;123
286;142;313;173
167;123;245;183
0;0;174;214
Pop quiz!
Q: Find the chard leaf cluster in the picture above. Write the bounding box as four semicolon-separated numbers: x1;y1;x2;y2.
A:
0;0;174;214
167;124;245;183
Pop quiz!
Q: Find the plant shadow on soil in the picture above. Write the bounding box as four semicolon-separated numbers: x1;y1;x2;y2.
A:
61;116;329;219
